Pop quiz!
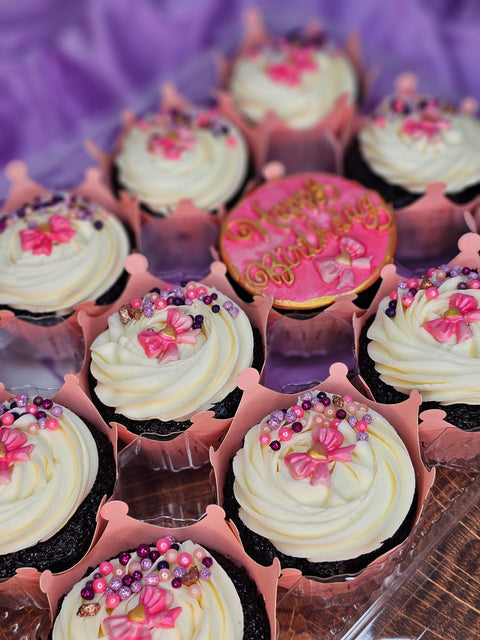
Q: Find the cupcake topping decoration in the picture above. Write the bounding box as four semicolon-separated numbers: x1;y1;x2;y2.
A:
138;108;236;160
19;213;76;255
422;293;480;344
0;193;107;253
385;265;480;334
118;282;240;329
284;426;356;487
372;94;454;144
76;538;216;637
315;236;373;290
0;427;34;484
259;391;373;486
0;393;63;483
138;309;201;363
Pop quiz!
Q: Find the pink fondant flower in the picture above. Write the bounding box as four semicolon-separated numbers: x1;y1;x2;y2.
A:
138;309;201;364
315;237;373;290
423;293;480;344
0;427;34;484
20;214;76;256
284;426;356;487
104;586;182;640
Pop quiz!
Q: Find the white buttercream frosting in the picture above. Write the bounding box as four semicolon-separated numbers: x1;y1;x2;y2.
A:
52;539;244;640
229;37;357;129
90;283;255;422
358;94;480;194
232;391;415;563
0;193;129;316
115;108;249;215
367;267;480;405
0;399;98;556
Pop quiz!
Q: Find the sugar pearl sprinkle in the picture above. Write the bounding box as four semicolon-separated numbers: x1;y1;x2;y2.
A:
385;265;480;318
139;107;233;140
0;192;106;235
76;538;213;618
0;393;62;431
259;391;371;448
118;281;240;325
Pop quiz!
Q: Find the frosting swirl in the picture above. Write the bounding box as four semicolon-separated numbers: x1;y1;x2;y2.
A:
115;108;249;215
230;36;357;129
232;391;415;563
90;283;254;422
0;193;129;316
359;94;480;194
367;266;480;405
0;397;98;556
52;539;244;640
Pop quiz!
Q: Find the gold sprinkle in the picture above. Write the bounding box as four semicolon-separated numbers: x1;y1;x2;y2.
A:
118;304;133;324
76;603;101;617
332;395;344;408
182;565;200;586
419;277;434;290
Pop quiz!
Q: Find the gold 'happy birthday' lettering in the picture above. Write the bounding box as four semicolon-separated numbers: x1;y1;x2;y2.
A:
224;179;392;290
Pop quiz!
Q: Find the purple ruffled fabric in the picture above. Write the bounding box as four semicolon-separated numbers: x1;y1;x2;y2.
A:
1;0;480;198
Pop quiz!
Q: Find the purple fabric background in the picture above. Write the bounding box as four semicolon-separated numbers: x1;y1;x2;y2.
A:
1;0;480;199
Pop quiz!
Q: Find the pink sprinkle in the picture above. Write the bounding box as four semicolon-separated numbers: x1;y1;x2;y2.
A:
390;290;399;301
226;135;237;147
259;433;271;445
425;287;439;300
1;413;14;426
291;405;304;418
470;280;480;289
356;420;368;432
131;298;142;309
402;294;414;307
155;298;167;310
177;552;193;567
26;404;38;415
407;278;419;289
279;427;292;441
46;418;59;431
99;561;113;576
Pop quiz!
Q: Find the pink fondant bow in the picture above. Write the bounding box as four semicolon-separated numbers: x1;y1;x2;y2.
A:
138;309;200;364
0;427;34;484
20;214;76;255
104;586;182;640
315;236;372;290
284;426;356;487
422;293;480;344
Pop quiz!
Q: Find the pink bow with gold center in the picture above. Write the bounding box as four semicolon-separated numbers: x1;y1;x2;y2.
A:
315;236;372;290
423;293;480;344
138;309;200;364
104;586;182;640
20;214;76;256
0;427;34;484
284;426;356;487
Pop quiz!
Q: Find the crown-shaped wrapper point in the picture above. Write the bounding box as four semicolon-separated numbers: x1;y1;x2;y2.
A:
75;259;271;456
41;501;280;638
211;362;434;590
419;408;480;471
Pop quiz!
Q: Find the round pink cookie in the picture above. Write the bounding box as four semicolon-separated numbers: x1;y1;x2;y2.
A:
219;173;396;310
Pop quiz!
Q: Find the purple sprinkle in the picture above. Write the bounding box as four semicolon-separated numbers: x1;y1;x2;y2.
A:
357;432;369;441
398;280;407;290
130;581;142;594
199;568;211;580
118;586;131;600
51;406;63;417
110;577;123;591
348;416;358;427
363;413;372;424
269;440;281;451
174;566;186;578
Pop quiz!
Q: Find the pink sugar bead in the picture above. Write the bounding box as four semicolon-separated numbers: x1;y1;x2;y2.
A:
226;136;237;147
389;290;398;301
27;423;39;435
312;402;324;412
186;288;198;299
46;418;59;431
342;395;353;403
291;405;303;417
93;578;107;593
279;427;292;441
159;569;171;582
165;549;178;563
402;294;414;307
26;404;38;415
425;287;439;300
131;298;142;309
259;433;271;445
407;278;419;289
188;584;202;598
193;547;206;561
178;553;193;567
1;413;14;426
155;298;167;310
356;420;368;432
196;286;207;296
99;561;113;576
106;593;120;609
324;406;336;418
470;280;480;289
156;537;171;553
